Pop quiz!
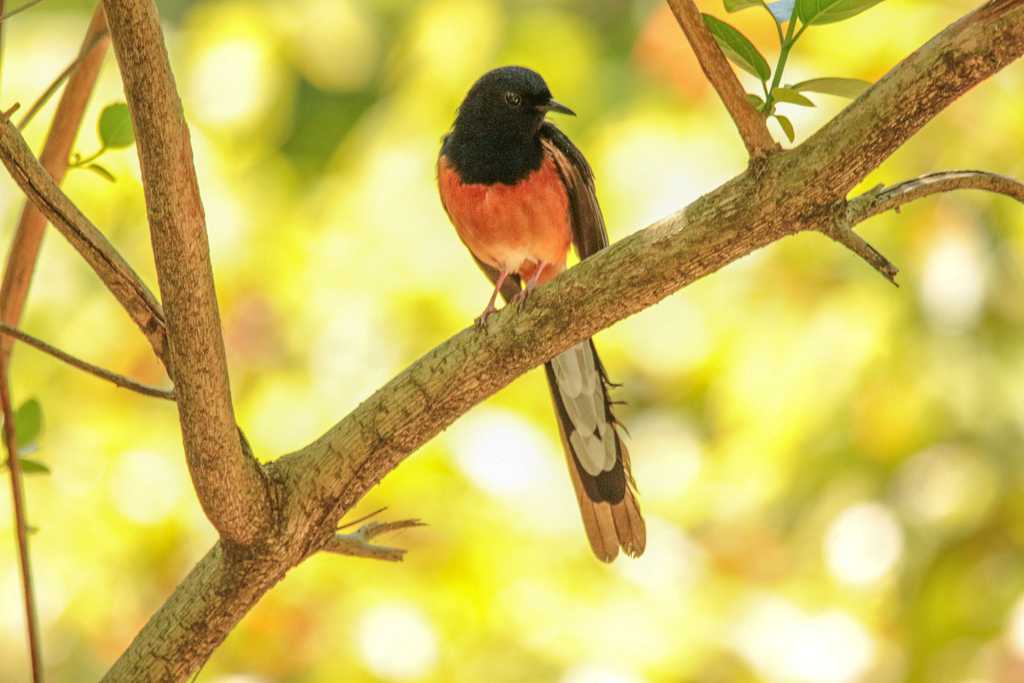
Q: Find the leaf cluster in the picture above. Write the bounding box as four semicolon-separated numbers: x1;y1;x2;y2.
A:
703;0;884;141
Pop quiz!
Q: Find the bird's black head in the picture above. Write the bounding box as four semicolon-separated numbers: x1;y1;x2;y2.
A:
444;66;575;184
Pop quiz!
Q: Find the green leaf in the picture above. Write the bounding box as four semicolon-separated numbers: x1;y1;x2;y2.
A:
18;458;50;475
702;14;772;82
772;87;816;107
85;163;116;182
774;114;795;142
789;76;872;98
746;93;766;111
723;0;761;11
13;398;42;450
795;0;886;26
98;102;135;149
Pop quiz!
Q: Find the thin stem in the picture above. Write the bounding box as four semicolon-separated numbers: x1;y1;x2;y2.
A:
0;0;44;23
68;145;105;167
18;28;109;131
765;16;799;111
0;323;175;400
0;362;43;683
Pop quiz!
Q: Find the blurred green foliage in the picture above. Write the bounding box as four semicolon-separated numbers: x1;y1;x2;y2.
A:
1;1;1023;682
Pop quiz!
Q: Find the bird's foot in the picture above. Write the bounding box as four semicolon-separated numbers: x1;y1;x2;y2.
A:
474;303;499;329
511;288;532;312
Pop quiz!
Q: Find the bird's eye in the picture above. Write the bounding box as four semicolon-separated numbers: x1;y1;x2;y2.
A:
505;92;522;107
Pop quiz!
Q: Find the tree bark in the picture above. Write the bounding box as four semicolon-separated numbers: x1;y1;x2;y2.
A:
101;0;274;545
0;1;1017;680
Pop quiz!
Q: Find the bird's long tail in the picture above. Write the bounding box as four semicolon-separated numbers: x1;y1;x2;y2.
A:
544;340;645;562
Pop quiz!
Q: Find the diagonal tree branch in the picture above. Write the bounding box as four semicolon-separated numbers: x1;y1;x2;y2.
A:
14;1;1013;679
100;0;273;545
666;0;778;158
0;5;109;364
0;323;175;399
847;170;1024;222
0;115;170;365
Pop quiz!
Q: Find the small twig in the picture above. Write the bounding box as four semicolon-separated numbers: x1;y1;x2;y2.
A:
0;0;44;23
3;102;18;118
827;170;1024;285
0;362;43;683
0;323;175;400
17;29;109;132
822;220;900;286
321;518;425;562
0;114;170;366
847;170;1024;222
1;6;111;368
665;0;778;158
336;505;387;530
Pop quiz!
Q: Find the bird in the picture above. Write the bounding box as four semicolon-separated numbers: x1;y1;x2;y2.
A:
436;66;645;562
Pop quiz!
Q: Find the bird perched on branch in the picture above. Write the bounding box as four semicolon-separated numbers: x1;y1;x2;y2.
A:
436;66;645;561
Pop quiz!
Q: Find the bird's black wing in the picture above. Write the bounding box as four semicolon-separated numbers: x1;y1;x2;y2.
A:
539;121;609;260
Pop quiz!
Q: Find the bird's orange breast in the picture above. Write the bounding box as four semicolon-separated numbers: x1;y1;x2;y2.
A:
438;153;572;283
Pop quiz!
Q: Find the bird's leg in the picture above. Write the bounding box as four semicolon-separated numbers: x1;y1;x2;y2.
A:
512;262;547;311
475;269;510;328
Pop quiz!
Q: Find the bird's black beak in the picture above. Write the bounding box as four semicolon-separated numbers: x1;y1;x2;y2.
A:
537;98;576;116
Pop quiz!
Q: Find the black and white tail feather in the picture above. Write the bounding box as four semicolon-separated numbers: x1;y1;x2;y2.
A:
474;121;646;561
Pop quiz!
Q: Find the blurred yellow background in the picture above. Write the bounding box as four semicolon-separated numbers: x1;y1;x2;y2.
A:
2;0;1024;681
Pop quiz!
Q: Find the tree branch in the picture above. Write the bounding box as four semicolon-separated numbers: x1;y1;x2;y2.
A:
0;115;170;365
665;0;778;158
0;323;175;399
321;519;425;562
0;5;109;364
101;0;273;545
0;364;42;683
54;1;1024;679
847;170;1024;222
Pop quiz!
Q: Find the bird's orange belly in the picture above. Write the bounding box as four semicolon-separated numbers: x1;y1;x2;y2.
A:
438;155;572;283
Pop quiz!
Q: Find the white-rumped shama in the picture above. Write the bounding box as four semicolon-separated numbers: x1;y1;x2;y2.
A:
437;66;645;562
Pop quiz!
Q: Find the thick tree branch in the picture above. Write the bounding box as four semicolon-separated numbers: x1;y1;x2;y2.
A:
0;5;109;364
101;0;273;545
83;1;1024;679
666;0;778;158
847;170;1024;222
0;115;170;364
0;323;175;399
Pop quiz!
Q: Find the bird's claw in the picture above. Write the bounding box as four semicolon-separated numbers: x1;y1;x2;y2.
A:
475;305;499;329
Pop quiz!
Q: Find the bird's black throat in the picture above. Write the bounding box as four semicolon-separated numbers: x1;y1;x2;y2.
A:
442;125;544;186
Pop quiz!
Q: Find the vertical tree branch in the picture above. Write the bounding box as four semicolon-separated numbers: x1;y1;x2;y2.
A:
100;0;273;544
666;0;778;158
0;364;42;683
0;5;109;364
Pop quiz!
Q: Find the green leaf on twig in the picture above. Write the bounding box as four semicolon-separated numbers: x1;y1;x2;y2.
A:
774;114;795;142
18;458;50;475
98;102;135;149
789;76;872;98
13;398;42;450
772;86;816;107
795;0;886;26
702;14;772;81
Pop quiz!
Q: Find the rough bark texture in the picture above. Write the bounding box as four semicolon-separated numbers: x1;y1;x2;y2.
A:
0;1;1019;681
101;0;274;545
0;6;109;363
